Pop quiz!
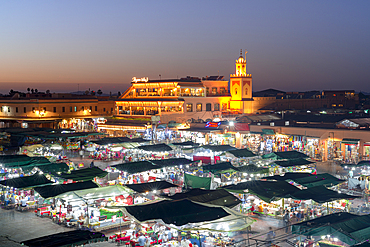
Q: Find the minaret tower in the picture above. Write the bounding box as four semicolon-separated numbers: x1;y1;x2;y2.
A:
230;49;253;113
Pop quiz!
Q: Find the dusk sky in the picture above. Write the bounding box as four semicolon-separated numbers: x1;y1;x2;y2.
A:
1;1;370;94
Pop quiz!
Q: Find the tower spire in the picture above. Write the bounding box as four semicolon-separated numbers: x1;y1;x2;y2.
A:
240;49;242;57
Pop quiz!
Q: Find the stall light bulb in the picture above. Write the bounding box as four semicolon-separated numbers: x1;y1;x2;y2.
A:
321;236;325;239
153;190;157;194
327;235;330;238
333;238;338;242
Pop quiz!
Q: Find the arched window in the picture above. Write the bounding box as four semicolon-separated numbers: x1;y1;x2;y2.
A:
235;88;238;95
196;103;202;112
245;87;248;96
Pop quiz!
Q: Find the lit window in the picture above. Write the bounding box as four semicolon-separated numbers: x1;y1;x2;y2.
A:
196;103;202;112
214;103;220;111
186;103;193;112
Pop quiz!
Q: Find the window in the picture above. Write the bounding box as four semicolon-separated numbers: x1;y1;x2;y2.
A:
206;87;209;95
245;88;248;95
0;106;2;112
234;88;238;95
186;103;193;112
70;107;72;112
95;106;97;111
81;106;84;111
214;103;220;111
222;103;227;110
62;107;65;112
24;107;26;113
74;106;77;112
211;87;217;95
16;107;18;113
53;107;56;113
111;108;113;112
103;108;106;112
206;103;211;111
90;106;92;111
43;107;46;111
220;87;226;94
196;103;202;112
8;107;10;112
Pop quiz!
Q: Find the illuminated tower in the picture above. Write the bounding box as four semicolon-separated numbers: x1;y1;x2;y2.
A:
230;49;253;113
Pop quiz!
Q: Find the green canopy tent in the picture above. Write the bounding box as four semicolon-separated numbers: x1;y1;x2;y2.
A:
184;173;212;190
109;199;255;232
36;162;69;174
170;141;199;148
236;164;269;174
34;181;99;198
262;151;309;160
165;188;241;208
291;212;370;246
221;180;301;203
112;161;159;174
226;148;257;158
292;173;345;188
137;143;173;152
56;167;108;182
290;185;361;203
0;172;53;189
22;230;108;247
200;145;237;152
202;162;238;174
263;172;345;188
55;185;132;202
0;155;50;168
125;181;178;193
273;158;314;168
151;158;193;168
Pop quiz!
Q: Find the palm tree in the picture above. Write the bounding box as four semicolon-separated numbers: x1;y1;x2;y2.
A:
27;88;30;93
97;89;102;95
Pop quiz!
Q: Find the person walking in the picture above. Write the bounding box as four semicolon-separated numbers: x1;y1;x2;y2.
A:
283;211;290;233
265;227;275;246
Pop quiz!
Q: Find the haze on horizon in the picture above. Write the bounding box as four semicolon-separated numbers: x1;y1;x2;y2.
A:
1;0;370;94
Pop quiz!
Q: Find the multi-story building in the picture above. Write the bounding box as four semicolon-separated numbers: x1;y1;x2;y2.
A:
0;93;115;129
115;76;231;123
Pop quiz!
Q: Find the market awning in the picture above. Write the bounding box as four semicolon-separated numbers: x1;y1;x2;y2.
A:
341;138;360;144
112;161;159;174
184;173;212;190
166;188;241;208
200;145;237;152
56;167;108;181
263;172;345;188
124;199;229;225
22;230;108;247
227;148;256;158
202;162;238;174
0;172;53;188
221;180;301;202
55;185;132;202
110;199;254;231
273;158;314;168
292;173;346;188
125;181;178;193
290;185;361;203
34;181;99;198
151;158;193;168
137;143;173;152
170;141;200;147
36;162;69;174
262;128;275;135
0;155;51;168
357;160;370;166
262;151;309;160
236;164;269;174
91;137;147;146
291;212;370;246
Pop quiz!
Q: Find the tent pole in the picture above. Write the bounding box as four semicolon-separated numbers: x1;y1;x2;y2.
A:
119;210;122;236
327;202;329;214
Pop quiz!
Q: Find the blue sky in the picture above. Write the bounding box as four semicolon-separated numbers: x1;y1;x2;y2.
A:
0;0;369;93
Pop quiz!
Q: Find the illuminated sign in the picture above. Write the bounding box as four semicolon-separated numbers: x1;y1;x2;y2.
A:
132;77;149;83
205;122;221;128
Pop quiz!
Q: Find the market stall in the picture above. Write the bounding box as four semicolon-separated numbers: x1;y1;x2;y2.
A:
22;229;108;247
